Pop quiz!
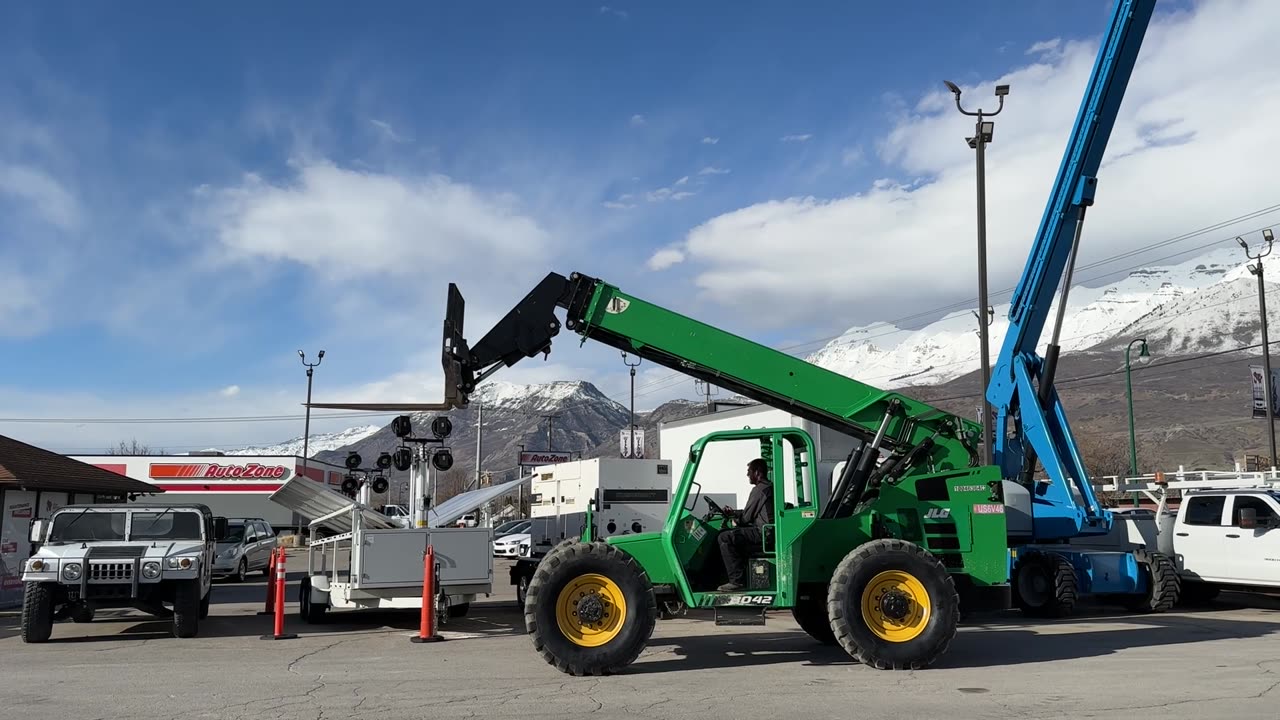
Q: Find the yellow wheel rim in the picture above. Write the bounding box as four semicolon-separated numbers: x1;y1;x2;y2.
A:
555;573;627;647
860;570;931;642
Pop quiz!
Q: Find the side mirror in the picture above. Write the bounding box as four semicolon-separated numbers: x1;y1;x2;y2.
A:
213;517;229;541
28;518;48;543
1239;507;1258;529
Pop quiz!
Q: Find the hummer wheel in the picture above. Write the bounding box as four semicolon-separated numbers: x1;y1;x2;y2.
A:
827;538;959;670
172;579;201;638
526;541;656;676
21;582;54;643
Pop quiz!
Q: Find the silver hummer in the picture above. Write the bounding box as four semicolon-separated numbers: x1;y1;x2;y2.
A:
20;503;227;642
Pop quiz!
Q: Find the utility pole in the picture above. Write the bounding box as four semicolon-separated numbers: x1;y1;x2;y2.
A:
943;79;1008;467
473;396;483;493
1241;228;1277;465
543;413;560;450
694;379;716;413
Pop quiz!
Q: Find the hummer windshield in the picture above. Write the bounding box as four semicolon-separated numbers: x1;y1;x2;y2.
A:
48;510;128;543
131;510;204;541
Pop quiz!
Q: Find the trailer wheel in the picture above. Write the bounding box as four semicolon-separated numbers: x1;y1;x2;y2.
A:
826;539;959;670
299;578;327;623
21;582;54;643
1119;550;1179;613
526;541;657;676
1013;551;1077;618
792;584;836;645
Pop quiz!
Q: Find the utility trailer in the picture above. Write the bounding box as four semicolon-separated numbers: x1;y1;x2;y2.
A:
270;472;493;623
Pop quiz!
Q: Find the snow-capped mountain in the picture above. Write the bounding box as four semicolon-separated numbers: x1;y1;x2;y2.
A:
205;425;381;457
808;245;1267;387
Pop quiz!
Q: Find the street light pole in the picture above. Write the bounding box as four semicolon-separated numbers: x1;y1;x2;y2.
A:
944;80;1009;467
1124;338;1151;477
298;350;324;476
622;351;641;457
1241;228;1277;465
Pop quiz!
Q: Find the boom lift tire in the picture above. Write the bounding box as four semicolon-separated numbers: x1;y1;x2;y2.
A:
525;540;657;676
1012;551;1077;618
1117;549;1179;613
792;584;836;645
826;539;960;670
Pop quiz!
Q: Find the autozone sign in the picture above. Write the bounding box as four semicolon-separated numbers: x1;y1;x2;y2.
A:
149;463;290;480
519;451;574;466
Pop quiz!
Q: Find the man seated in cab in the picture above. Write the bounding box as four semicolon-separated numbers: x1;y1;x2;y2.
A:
716;458;774;592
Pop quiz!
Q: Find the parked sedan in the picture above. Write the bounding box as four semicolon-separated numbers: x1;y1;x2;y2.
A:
492;531;531;558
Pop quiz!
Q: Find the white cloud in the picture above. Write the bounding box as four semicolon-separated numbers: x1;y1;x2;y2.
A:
656;0;1280;331
841;146;865;167
701;137;719;145
1026;38;1062;56
630;114;646;127
199;159;552;280
603;200;635;209
674;176;689;186
220;385;241;397
0;163;81;231
780;133;813;142
698;166;730;175
600;6;628;20
368;118;405;143
647;246;686;271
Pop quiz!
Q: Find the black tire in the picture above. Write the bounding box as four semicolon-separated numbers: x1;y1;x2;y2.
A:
826;539;959;670
235;558;248;583
299;578;327;623
21;582;54;643
448;602;470;618
1119;550;1179;613
526;541;657;676
1013;551;1077;618
1179;580;1220;605
517;573;530;608
792;585;836;645
172;579;201;638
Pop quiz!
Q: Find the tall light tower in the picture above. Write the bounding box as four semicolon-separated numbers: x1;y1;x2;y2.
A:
298;349;324;475
622;351;641;457
943;79;1009;466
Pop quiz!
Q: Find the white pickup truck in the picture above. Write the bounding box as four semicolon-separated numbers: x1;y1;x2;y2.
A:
1154;487;1280;602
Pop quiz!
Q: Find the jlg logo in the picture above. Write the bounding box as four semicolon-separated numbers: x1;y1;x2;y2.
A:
925;508;951;519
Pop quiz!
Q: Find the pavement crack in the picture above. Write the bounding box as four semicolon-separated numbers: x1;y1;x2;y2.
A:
287;639;349;675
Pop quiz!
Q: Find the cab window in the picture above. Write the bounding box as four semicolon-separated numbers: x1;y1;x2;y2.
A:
1232;496;1278;526
1183;495;1225;526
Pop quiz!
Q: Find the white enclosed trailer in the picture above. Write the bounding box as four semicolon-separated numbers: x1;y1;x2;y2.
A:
657;403;862;511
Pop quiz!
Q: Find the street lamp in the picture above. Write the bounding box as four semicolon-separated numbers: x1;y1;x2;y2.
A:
1124;338;1151;477
944;79;1009;466
298;349;324;474
1241;228;1277;465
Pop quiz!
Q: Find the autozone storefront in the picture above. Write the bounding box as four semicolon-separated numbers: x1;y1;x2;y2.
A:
69;455;348;531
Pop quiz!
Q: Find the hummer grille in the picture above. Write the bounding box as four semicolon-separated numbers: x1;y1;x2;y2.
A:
90;562;133;581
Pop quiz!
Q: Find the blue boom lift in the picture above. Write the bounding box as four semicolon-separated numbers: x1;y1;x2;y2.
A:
989;0;1178;616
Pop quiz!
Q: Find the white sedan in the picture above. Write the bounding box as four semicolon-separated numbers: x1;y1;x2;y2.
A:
492;532;531;558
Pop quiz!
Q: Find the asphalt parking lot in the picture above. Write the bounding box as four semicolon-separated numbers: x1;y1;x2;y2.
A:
3;553;1280;720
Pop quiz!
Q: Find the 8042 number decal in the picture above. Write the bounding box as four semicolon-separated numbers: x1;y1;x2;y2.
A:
723;594;773;606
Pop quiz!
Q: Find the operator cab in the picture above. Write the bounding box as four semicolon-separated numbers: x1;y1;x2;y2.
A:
667;428;820;608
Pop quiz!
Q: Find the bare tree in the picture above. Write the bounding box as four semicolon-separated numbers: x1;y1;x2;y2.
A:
105;438;156;455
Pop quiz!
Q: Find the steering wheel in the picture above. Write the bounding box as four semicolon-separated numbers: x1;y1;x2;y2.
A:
703;496;727;519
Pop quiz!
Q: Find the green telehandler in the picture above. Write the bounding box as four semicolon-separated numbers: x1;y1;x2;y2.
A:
434;271;1011;674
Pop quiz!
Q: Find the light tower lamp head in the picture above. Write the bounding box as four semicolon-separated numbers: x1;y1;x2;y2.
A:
1238;236;1250;250
995;84;1010;97
1265;228;1275;245
1138;339;1152;365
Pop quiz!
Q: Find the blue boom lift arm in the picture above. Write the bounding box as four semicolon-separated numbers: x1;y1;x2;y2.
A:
987;0;1157;541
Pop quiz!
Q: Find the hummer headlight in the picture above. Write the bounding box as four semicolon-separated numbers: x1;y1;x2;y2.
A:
62;563;82;581
142;562;161;579
29;559;48;572
166;557;196;569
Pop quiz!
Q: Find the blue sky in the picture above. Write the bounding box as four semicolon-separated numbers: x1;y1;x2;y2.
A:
2;0;1276;453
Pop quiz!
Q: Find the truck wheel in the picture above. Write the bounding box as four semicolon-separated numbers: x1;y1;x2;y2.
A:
1013;551;1077;618
21;582;54;643
1179;580;1220;605
526;541;657;676
172;579;201;638
826;539;959;670
792;584;836;645
1119;550;1179;613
